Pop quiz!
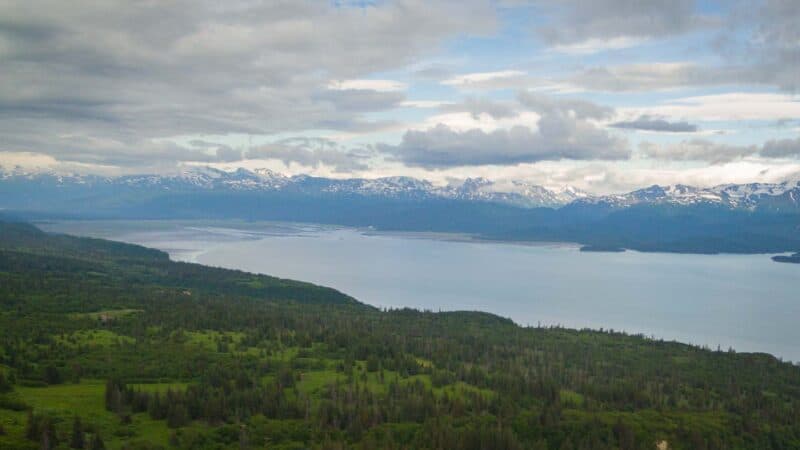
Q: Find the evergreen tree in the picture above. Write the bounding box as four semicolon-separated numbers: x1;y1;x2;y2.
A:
0;372;11;393
167;403;190;428
43;365;61;385
88;433;106;450
70;416;85;449
25;410;40;441
104;380;121;413
40;417;57;450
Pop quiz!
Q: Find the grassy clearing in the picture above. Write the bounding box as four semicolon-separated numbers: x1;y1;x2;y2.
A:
184;330;245;351
3;380;206;449
129;381;191;393
560;389;585;407
439;381;495;399
0;408;32;449
294;363;494;403
54;329;135;348
71;309;143;320
296;370;347;396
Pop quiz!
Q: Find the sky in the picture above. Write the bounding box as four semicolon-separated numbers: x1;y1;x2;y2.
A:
1;0;799;194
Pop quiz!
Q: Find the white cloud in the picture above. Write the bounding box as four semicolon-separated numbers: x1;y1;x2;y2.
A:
624;93;800;122
442;71;586;93
246;137;371;173
400;100;454;109
490;159;800;194
569;62;732;92
594;159;800;193
442;70;527;87
551;36;646;54
416;111;542;133
525;82;586;94
638;136;800;163
0;151;125;175
327;79;407;92
638;140;756;163
0;152;59;170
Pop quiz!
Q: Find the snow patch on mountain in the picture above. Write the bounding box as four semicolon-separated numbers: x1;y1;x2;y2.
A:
2;166;798;211
577;181;800;210
437;178;589;208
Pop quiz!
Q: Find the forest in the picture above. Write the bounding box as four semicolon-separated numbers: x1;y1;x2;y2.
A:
1;219;799;449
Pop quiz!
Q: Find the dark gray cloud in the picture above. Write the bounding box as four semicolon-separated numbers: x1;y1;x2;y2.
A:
313;89;405;113
534;0;706;46
639;140;757;164
563;1;800;92
188;140;244;163
736;0;800;91
761;137;800;158
638;137;800;163
248;137;371;173
611;115;698;133
517;92;613;119
381;121;629;168
0;0;494;169
0;127;248;171
377;93;629;168
692;0;800;92
440;97;519;120
381;94;629;168
640;135;800;163
411;64;456;81
568;62;751;92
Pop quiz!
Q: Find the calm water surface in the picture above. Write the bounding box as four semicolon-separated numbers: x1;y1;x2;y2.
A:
41;220;800;362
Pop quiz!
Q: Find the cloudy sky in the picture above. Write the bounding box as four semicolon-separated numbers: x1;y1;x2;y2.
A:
1;0;799;193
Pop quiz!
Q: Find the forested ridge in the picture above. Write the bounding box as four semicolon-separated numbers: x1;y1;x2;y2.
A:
0;220;799;449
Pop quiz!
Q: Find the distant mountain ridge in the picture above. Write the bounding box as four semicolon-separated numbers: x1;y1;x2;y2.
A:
3;166;800;255
0;166;590;208
3;166;799;211
579;182;800;211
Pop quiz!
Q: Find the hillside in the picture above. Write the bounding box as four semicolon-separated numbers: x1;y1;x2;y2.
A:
1;221;799;449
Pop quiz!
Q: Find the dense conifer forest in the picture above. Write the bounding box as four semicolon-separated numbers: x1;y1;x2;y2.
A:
1;220;799;449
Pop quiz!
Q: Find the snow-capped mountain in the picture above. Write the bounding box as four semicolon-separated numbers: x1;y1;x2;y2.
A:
575;181;800;211
113;167;291;190
0;166;587;209
437;178;589;208
3;166;800;255
2;165;799;211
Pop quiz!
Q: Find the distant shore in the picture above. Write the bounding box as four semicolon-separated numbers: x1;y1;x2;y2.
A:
772;253;800;264
579;245;626;253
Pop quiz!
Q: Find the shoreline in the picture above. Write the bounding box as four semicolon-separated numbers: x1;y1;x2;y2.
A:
33;218;800;362
37;218;798;260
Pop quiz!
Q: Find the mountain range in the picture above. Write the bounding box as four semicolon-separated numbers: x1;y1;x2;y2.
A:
2;166;800;255
3;166;799;211
1;166;592;209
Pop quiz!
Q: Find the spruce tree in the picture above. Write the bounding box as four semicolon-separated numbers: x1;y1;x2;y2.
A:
70;416;85;449
88;433;106;450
